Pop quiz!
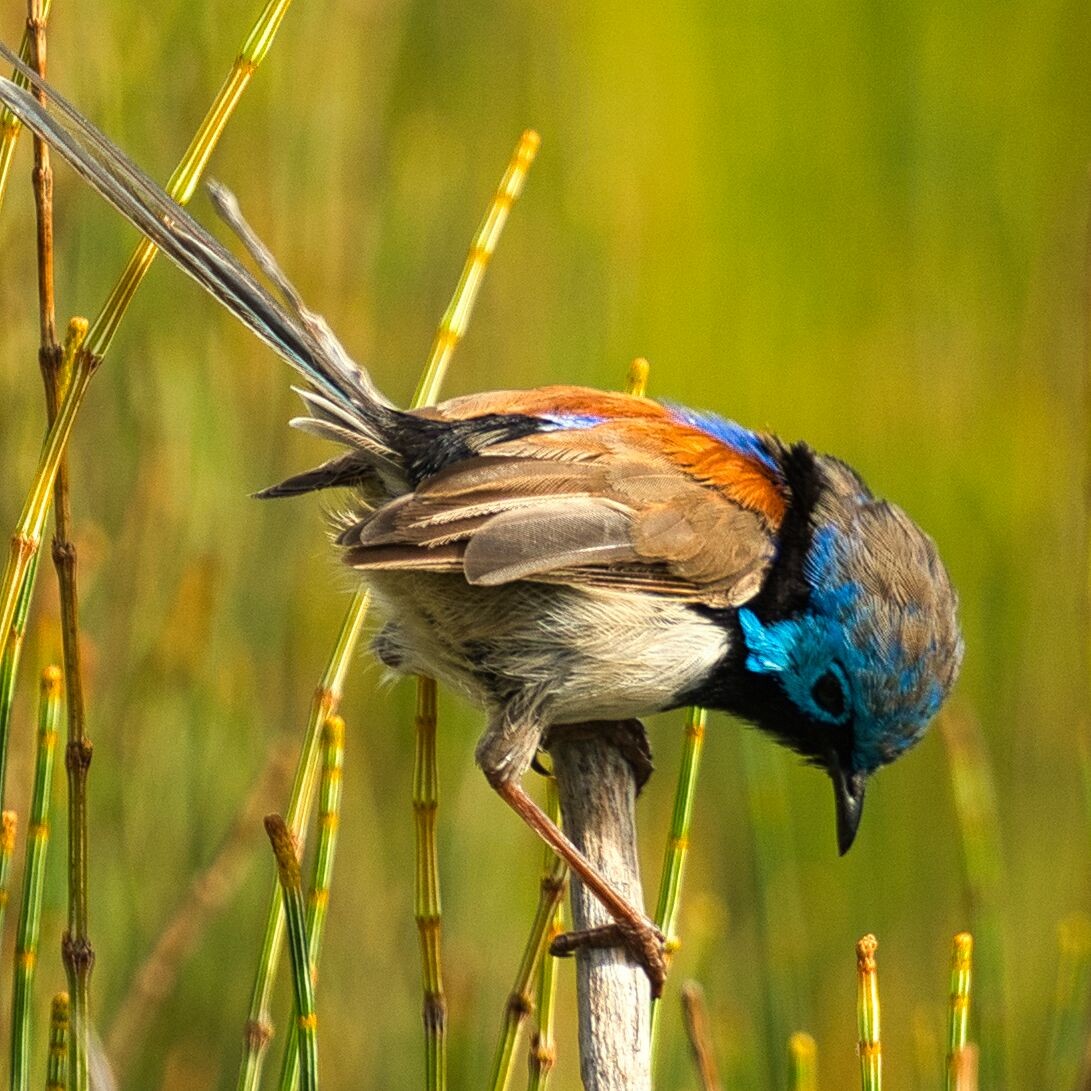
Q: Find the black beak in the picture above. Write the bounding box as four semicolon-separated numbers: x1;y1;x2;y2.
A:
829;752;867;855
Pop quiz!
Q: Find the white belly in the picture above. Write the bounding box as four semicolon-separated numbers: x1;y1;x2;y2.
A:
366;572;728;722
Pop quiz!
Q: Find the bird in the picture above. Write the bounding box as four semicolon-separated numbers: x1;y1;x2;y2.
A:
0;48;963;996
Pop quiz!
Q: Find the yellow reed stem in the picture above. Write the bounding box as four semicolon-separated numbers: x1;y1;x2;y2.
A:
412;129;540;407
856;935;881;1091
788;1031;817;1091
945;932;973;1091
0;0;296;669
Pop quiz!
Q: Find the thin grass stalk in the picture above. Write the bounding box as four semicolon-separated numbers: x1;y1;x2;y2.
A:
240;126;538;1088
0;0;53;210
651;704;705;1049
788;1031;817;1091
264;816;317;1091
680;981;722;1091
0;812;16;950
413;677;446;1091
939;710;1008;1088
44;993;68;1091
1045;913;1091;1091
487;792;566;1091
945;932;973;1091
527;781;564;1091
277;715;345;1091
856;935;881;1091
0;0;296;670
10;665;61;1091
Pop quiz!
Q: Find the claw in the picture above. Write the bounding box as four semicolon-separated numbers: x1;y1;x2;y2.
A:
550;918;668;998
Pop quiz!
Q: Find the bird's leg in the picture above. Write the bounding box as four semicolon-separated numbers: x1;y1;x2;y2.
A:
476;712;667;998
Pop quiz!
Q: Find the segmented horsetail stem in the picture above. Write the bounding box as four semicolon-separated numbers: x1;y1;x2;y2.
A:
239;591;368;1091
277;715;346;1091
413;677;447;1091
680;981;722;1091
939;711;1007;1087
241;124;537;1091
413;129;540;407
487;781;566;1091
264;815;318;1091
0;0;295;671
856;935;881;1091
1045;913;1091;1090
11;665;61;1091
0;0;53;209
412;127;541;1091
652;703;705;943
0;549;36;812
527;780;564;1091
945;932;973;1091
788;1031;817;1091
45;992;69;1091
0;810;17;943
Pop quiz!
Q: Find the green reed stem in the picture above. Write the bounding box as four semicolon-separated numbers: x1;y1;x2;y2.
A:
1044;913;1091;1091
0;812;16;953
239;591;367;1089
856;935;881;1091
939;711;1008;1088
413;678;446;1091
680;981;722;1091
241;125;539;1090
945;932;973;1091
0;0;296;670
44;992;68;1091
11;665;61;1091
264;815;317;1091
526;781;564;1091
788;1031;817;1091
487;785;566;1091
651;704;705;1048
0;550;37;808
278;714;346;1091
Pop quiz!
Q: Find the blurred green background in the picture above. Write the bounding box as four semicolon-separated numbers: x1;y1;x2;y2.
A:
1;0;1090;1087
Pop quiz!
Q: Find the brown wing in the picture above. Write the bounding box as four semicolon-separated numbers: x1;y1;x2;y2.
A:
340;436;777;607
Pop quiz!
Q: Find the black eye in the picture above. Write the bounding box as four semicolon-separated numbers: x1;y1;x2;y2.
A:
811;669;846;719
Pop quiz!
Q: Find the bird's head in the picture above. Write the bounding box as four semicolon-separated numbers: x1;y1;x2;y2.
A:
719;444;963;854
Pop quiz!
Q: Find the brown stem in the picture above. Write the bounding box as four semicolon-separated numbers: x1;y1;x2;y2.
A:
27;5;95;1084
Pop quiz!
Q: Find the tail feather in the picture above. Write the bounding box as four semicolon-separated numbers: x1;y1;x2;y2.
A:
0;42;393;426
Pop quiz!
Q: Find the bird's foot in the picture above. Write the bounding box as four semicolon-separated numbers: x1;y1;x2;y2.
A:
550;918;668;998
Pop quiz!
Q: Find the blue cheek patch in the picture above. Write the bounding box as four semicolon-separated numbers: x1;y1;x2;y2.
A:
738;608;797;675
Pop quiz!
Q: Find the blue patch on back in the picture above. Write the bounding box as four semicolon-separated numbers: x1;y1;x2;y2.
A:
664;404;780;473
537;413;605;431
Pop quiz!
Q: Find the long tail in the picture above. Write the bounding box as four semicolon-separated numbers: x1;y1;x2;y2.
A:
0;41;398;451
